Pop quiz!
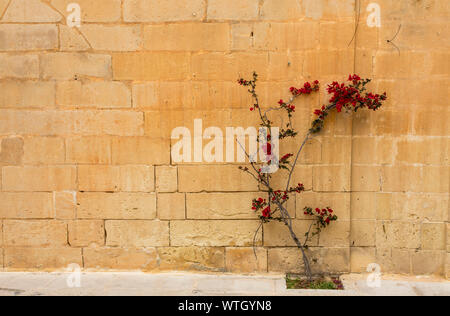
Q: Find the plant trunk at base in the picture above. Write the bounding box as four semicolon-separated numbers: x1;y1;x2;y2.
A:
283;219;313;282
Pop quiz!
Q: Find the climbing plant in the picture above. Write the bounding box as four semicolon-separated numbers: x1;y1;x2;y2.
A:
237;73;387;280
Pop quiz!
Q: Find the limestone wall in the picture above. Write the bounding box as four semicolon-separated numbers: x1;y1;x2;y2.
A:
0;0;448;277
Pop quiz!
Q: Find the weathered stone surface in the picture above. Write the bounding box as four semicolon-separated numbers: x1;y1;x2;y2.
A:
179;165;259;192
186;192;261;220
389;193;449;222
0;25;58;51
156;166;178;193
319;221;350;247
84;248;158;270
144;23;229;51
260;0;303;20
3;220;67;247
51;0;122;22
23;137;64;164
0;137;23;165
0;193;53;219
0;110;143;136
113;53;190;81
2;166;76;191
313;165;351;192
412;251;445;276
158;247;225;272
65;137;111;164
111;137;170;165
4;247;82;270
54;191;76;220
376;221;421;249
207;0;259;21
105;220;169;247
351;221;376;247
78;165;154;192
382;166;449;193
77;193;156;220
264;220;319;247
124;0;205;22
0;54;39;79
350;247;376;273
303;0;355;20
56;81;131;108
68;220;105;247
226;248;267;273
158;193;186;220
170;220;262;247
0;81;55;108
80;25;141;51
40;53;112;80
268;247;350;274
59;25;90;52
3;0;62;22
421;223;446;251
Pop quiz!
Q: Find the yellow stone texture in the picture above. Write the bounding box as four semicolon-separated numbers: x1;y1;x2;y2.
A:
124;0;205;22
225;248;267;273
77;193;157;220
0;0;447;276
68;220;105;248
170;220;262;247
83;248;158;270
105;220;169;247
158;247;225;272
155;166;178;193
207;0;259;21
157;193;186;220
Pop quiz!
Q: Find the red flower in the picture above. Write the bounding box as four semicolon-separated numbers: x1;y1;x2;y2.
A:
281;153;293;162
263;143;272;155
278;99;284;105
262;207;271;218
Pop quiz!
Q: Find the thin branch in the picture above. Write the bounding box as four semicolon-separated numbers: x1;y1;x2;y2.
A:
285;131;312;192
348;0;362;47
303;221;316;247
387;24;402;56
252;221;263;259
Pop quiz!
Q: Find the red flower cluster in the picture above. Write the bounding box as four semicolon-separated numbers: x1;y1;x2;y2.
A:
304;207;338;226
280;153;293;163
311;74;387;133
251;198;272;219
292;183;305;193
314;105;327;119
237;78;250;86
290;80;320;96
278;99;296;113
348;74;361;84
262;207;271;218
252;198;266;211
326;75;387;113
272;190;289;202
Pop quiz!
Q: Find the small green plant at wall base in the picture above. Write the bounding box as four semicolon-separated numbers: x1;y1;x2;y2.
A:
237;72;387;282
286;276;344;290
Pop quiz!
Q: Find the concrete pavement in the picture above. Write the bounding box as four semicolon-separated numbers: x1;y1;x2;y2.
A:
0;272;448;296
